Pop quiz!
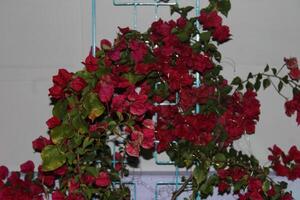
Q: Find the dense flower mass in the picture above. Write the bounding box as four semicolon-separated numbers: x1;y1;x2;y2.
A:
1;1;300;200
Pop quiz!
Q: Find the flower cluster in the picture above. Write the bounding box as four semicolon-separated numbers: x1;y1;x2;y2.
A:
199;10;231;43
285;57;300;81
0;162;44;200
1;1;300;199
269;145;300;180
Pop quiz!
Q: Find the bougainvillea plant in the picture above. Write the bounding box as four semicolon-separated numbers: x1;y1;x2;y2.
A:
1;0;300;199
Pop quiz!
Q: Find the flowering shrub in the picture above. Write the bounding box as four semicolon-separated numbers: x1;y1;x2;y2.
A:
1;0;300;199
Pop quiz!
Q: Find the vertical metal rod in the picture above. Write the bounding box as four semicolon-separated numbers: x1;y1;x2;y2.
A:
133;0;138;29
195;0;201;114
92;0;96;56
195;1;201;199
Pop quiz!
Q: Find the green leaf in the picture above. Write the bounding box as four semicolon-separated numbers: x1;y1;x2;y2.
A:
72;114;88;134
247;72;253;79
214;153;226;162
176;31;190;42
83;93;105;121
122;72;144;84
193;165;207;185
264;64;270;72
82;137;94;149
213;153;226;168
95;65;111;78
263;79;271;89
170;4;180;16
85;166;99;177
282;75;289;84
293;87;300;95
254;79;261;91
231;77;242;85
217;0;231;17
272;68;277;75
278;81;283;92
200;31;212;43
50;124;73;144
155;82;169;99
246;81;254;90
41;145;66;171
52;100;68;119
262;180;270;192
213;51;222;62
66;152;76;165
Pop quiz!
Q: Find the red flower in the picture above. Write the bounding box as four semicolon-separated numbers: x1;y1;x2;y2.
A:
141;128;155;149
0;166;9;180
108;49;121;61
130;102;147;116
273;163;289;177
69;178;79;193
289;68;300;80
268;145;284;159
288;145;300;162
95;171;111;187
218;181;230;193
52;191;65;200
81;174;95;185
284;93;300;125
143;119;155;130
192;53;213;74
198;11;222;29
231;167;246;182
49;85;64;99
70;77;87;92
176;17;187;28
46;116;61;129
212;25;231;43
100;39;112;50
129;40;148;63
32;136;52;152
284;57;298;69
248;178;262;192
126;143;140;157
39;175;55;187
54;165;68;176
281;193;293;200
98;82;114;103
52;69;73;88
20;160;35;173
82;51;99;72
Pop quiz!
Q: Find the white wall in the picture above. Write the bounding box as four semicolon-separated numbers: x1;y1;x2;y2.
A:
0;0;299;171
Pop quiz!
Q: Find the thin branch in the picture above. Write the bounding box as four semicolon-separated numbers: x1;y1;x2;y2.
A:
171;174;193;200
